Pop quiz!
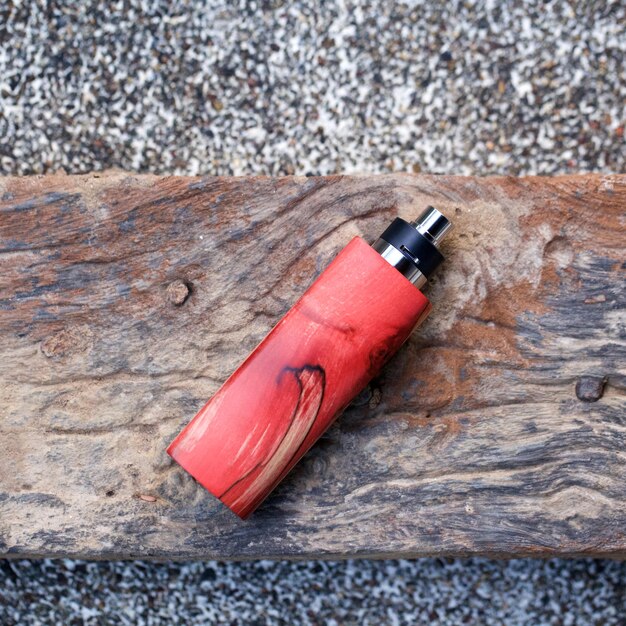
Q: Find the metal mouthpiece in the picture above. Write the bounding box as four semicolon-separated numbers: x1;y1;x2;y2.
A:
411;206;454;247
372;207;453;289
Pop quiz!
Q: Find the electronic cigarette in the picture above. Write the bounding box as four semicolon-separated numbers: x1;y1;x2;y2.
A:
167;206;453;519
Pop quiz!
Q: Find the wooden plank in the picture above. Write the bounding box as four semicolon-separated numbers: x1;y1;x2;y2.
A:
0;173;624;560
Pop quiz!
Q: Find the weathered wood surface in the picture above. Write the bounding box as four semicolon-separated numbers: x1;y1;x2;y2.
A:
1;173;624;560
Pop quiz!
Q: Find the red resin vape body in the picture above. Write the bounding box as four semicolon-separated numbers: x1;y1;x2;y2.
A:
167;207;453;518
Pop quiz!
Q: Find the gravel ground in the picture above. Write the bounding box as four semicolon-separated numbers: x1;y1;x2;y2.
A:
0;0;624;176
1;1;626;624
2;558;626;626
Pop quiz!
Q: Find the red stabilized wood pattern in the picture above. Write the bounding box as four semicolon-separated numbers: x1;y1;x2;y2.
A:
167;236;431;518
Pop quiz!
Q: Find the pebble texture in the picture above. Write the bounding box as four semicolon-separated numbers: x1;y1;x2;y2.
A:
0;1;624;176
1;0;625;623
1;559;626;625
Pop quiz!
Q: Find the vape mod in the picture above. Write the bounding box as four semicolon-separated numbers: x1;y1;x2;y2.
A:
167;207;453;518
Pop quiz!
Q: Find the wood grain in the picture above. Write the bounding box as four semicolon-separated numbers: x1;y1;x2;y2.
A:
0;173;624;560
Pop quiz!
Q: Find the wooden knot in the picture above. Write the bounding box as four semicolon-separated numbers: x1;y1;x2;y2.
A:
575;375;607;402
166;280;190;306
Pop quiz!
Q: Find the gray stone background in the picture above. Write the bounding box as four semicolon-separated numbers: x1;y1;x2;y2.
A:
1;1;625;624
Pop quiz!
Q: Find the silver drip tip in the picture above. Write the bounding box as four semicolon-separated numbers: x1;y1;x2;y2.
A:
411;206;454;247
372;207;453;289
